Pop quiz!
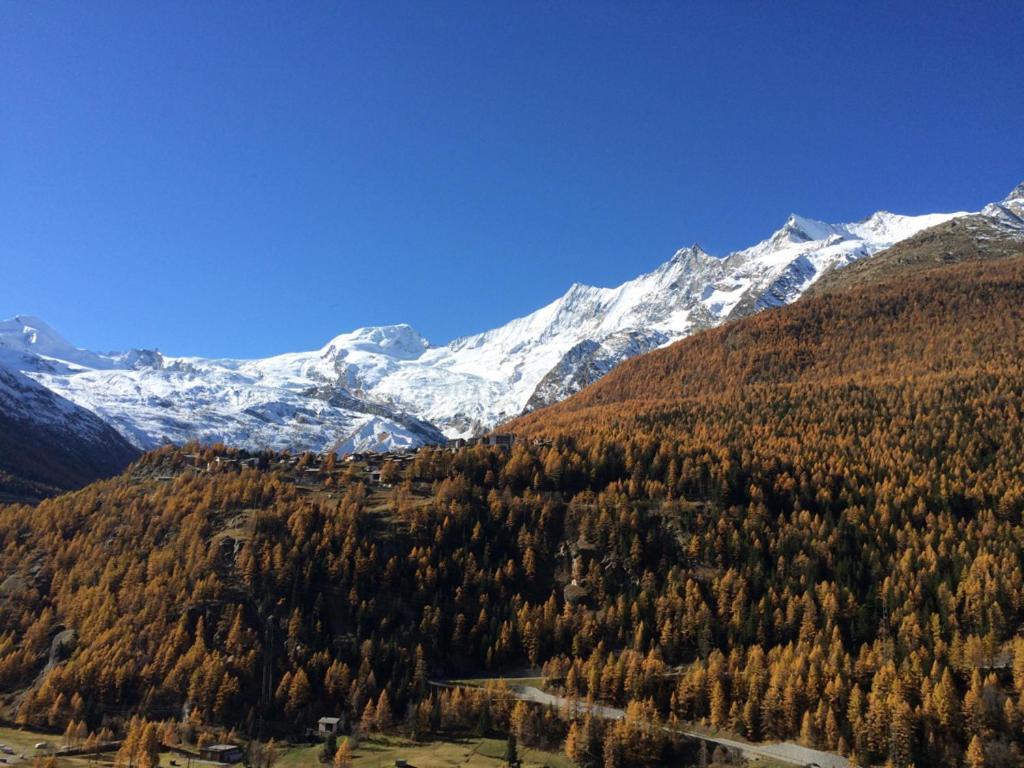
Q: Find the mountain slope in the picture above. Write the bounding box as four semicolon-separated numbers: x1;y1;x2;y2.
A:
3;238;1024;766
808;183;1024;296
0;360;139;501
508;214;1024;440
376;205;963;424
5;184;1017;454
3;203;1024;766
500;212;1024;767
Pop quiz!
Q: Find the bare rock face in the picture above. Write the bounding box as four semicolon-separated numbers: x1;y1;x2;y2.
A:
49;629;77;665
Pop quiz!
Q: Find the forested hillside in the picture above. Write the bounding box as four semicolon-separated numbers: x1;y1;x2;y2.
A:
1;231;1023;768
506;238;1024;766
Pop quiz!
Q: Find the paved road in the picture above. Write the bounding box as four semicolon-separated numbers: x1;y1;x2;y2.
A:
510;684;849;768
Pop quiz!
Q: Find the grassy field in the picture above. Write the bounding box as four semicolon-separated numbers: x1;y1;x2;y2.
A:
0;725;76;761
0;724;577;768
0;725;114;768
278;735;573;768
0;727;242;768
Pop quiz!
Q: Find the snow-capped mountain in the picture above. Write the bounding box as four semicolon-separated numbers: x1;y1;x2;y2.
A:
0;316;446;454
4;184;1020;454
980;182;1024;234
360;205;967;423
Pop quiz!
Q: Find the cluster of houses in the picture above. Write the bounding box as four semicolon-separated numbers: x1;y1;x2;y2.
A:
342;431;518;458
342;433;518;484
342;449;416;484
156;454;267;481
159;433;523;486
443;433;515;450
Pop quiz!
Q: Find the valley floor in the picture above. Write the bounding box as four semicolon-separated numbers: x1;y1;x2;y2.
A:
0;725;571;768
279;735;572;768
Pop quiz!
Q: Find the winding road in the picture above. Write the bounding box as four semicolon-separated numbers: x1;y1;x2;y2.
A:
435;680;848;768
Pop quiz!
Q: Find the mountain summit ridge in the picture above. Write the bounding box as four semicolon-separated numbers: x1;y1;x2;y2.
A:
3;183;1020;452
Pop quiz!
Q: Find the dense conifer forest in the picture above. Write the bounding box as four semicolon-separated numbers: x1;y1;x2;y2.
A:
2;243;1024;767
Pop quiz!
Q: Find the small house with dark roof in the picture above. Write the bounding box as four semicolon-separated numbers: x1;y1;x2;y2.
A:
200;744;243;764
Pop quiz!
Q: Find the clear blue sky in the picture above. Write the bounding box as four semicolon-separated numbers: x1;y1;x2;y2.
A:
2;1;1022;358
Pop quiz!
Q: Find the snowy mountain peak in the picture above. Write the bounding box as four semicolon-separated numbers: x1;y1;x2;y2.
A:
0;314;112;370
777;214;838;244
1;315;163;373
859;209;899;227
321;324;430;360
843;209;967;248
668;244;712;265
4;183;1011;453
1005;182;1024;203
1;315;76;356
565;281;599;295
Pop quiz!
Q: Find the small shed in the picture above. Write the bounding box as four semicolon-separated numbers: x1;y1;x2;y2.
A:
200;744;244;764
318;716;342;735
